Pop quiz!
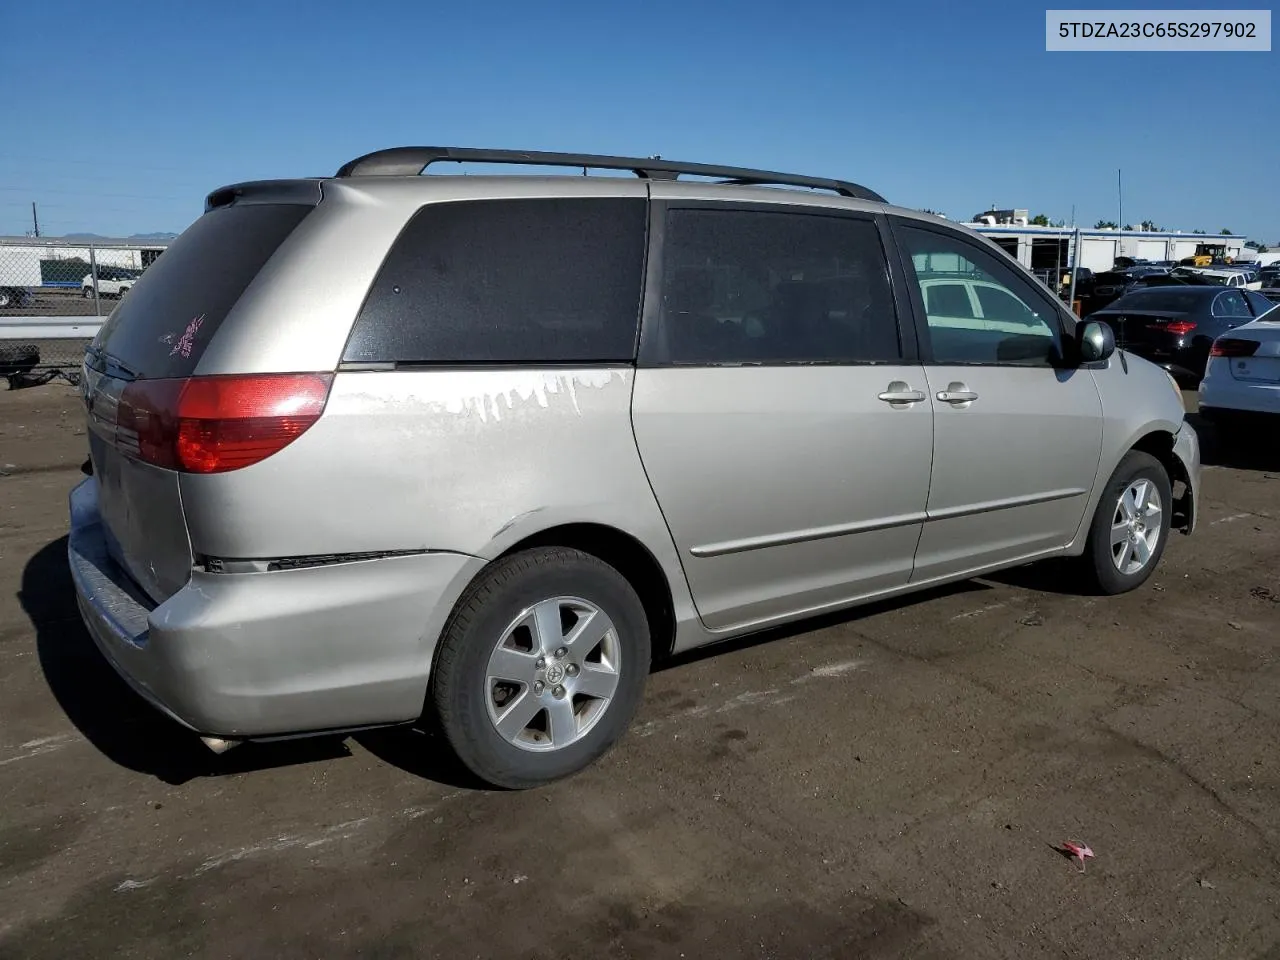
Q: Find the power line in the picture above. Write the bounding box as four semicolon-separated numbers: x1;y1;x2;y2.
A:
0;200;181;214
0;152;202;175
0;186;193;201
0;165;209;190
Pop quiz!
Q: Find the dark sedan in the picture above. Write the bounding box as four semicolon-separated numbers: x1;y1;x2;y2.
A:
1086;286;1277;383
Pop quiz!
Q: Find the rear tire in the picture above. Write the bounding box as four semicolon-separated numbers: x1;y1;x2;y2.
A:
83;286;95;299
431;547;650;789
1082;451;1172;595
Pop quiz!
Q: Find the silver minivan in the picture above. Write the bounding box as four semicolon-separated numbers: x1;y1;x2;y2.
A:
70;147;1200;788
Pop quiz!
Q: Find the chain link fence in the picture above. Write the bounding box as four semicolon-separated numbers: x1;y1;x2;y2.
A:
0;237;168;386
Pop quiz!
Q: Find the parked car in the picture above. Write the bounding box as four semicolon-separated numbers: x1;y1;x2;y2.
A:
81;266;142;299
1086;286;1277;382
1131;274;1198;289
1084;270;1141;310
1116;265;1170;285
1258;264;1280;303
1170;267;1260;290
1198;305;1280;431
70;147;1201;788
0;287;33;308
1056;266;1094;299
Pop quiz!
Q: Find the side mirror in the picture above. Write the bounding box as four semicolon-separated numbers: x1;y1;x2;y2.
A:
1078;320;1116;363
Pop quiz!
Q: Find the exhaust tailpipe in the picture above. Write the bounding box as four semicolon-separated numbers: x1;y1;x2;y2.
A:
200;736;242;755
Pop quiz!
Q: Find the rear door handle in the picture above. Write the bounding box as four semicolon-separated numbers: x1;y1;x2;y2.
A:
937;382;979;404
878;381;926;406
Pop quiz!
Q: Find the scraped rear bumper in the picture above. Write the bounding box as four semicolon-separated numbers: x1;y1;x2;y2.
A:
68;477;484;737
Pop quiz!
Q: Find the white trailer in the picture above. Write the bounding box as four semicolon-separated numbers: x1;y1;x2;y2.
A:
0;246;42;307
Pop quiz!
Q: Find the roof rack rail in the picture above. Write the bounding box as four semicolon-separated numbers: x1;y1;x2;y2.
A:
334;147;885;202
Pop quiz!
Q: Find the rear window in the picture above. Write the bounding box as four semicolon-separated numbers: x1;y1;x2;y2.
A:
343;198;646;365
93;203;310;378
1109;290;1206;312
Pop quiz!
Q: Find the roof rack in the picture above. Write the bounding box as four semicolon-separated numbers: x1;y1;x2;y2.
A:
334;147;885;202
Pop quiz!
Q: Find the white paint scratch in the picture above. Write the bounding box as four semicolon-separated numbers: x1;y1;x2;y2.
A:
115;878;156;892
189;817;373;877
1211;513;1252;526
20;735;72;749
0;733;82;766
715;689;780;714
951;603;1007;621
637;660;869;738
807;660;868;678
175;795;465;883
401;792;464;821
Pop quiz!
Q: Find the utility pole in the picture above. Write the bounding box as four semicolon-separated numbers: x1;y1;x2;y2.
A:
31;201;39;237
1117;168;1123;231
1068;226;1082;316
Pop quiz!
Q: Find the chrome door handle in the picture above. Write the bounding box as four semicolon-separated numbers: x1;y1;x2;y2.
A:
937;382;978;404
878;381;926;406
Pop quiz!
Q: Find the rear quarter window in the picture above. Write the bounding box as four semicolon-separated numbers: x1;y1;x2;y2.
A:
92;203;311;379
344;198;647;365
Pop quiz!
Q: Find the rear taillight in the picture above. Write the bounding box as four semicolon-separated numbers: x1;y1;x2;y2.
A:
116;373;333;473
1210;338;1260;358
1155;319;1197;336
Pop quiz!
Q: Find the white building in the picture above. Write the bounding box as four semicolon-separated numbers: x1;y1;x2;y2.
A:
0;237;168;289
965;220;1246;276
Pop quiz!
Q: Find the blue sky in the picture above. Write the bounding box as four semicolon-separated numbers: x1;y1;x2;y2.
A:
2;0;1275;240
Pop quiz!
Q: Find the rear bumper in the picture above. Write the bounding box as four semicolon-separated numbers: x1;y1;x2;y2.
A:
68;477;485;738
1199;376;1280;418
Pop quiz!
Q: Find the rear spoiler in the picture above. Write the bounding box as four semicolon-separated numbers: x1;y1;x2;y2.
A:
204;179;323;212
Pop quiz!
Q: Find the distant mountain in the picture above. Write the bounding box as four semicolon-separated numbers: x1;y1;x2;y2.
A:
58;231;179;241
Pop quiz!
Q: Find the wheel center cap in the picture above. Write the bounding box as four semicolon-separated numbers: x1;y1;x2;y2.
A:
545;663;566;685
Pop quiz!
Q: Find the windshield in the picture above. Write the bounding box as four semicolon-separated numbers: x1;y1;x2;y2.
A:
1106;290;1206;312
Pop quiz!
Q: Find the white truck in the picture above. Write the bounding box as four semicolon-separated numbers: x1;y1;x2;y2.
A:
0;246;41;308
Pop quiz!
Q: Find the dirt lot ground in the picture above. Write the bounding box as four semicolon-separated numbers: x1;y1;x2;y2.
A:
0;383;1277;960
0;288;112;318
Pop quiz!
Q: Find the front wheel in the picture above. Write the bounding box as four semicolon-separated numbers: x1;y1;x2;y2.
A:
1082;451;1172;595
431;547;650;789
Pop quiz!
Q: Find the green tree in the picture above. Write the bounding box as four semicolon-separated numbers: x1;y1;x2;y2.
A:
1192;229;1207;235
1094;220;1118;229
1140;219;1161;231
1220;228;1233;235
919;208;945;217
1029;213;1050;226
